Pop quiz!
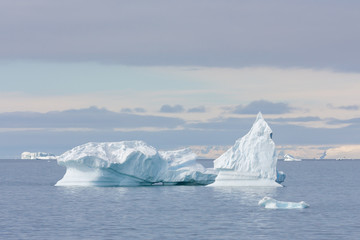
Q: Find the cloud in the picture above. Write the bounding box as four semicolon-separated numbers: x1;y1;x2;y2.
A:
326;117;360;126
270;123;360;145
160;105;185;113
4;114;360;158
134;107;146;113
233;100;293;114
339;105;359;110
188;106;206;113
328;104;359;111
2;110;360;158
121;107;147;113
185;115;360;146
0;1;359;71
186;117;254;131
0;106;184;129
269;116;322;123
121;108;133;113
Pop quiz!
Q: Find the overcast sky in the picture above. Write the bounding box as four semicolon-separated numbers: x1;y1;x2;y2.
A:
0;1;359;157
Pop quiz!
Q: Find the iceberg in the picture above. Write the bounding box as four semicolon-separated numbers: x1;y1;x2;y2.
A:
258;197;309;209
159;148;217;185
21;151;57;160
55;141;216;186
209;112;284;187
284;154;301;161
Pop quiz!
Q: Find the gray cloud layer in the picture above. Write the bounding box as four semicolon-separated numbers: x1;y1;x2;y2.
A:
0;107;184;129
188;106;206;113
233;100;293;114
1;1;359;71
160;105;185;113
328;104;360;111
2;112;360;158
121;107;147;113
1;106;360;158
268;116;322;123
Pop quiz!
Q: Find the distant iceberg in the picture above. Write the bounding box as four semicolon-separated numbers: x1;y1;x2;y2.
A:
283;154;301;161
209;112;284;187
55;141;216;186
258;197;309;209
21;152;57;160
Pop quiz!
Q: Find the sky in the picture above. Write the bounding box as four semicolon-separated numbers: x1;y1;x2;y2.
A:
1;0;360;158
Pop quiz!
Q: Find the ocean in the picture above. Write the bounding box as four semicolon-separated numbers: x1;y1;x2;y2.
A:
0;159;359;240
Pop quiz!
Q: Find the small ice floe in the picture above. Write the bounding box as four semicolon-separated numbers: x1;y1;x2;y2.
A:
258;197;309;209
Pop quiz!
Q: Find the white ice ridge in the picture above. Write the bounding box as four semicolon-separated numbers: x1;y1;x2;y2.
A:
21;151;57;160
284;154;302;161
159;148;217;185
209;112;284;187
55;141;216;186
258;197;310;209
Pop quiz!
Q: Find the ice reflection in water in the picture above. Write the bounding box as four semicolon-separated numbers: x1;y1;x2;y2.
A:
211;186;278;205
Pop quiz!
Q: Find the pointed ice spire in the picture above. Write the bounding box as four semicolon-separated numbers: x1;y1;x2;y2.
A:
256;111;263;121
213;113;278;181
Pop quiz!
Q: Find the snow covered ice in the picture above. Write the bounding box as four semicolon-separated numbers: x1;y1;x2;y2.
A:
209;112;284;187
55;112;285;187
159;148;217;185
284;154;301;161
258;197;309;209
55;141;216;186
21;152;57;160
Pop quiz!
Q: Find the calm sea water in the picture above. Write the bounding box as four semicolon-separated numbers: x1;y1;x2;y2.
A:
0;159;359;240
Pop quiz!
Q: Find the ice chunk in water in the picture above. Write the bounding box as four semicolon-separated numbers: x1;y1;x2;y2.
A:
258;197;309;209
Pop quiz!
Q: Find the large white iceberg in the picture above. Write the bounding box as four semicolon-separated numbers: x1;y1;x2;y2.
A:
21;151;57;160
55;141;216;186
258;197;309;209
209;112;283;187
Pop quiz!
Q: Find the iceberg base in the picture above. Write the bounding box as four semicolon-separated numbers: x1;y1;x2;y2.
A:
55;167;155;187
55;165;216;187
208;170;282;187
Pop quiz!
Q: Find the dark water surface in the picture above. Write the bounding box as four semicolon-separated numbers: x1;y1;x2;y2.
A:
0;159;359;239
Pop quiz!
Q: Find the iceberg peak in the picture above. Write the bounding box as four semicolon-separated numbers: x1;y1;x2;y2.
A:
255;111;264;122
210;113;281;187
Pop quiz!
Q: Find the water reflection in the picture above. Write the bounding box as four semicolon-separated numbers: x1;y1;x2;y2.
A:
211;186;280;206
55;185;130;203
